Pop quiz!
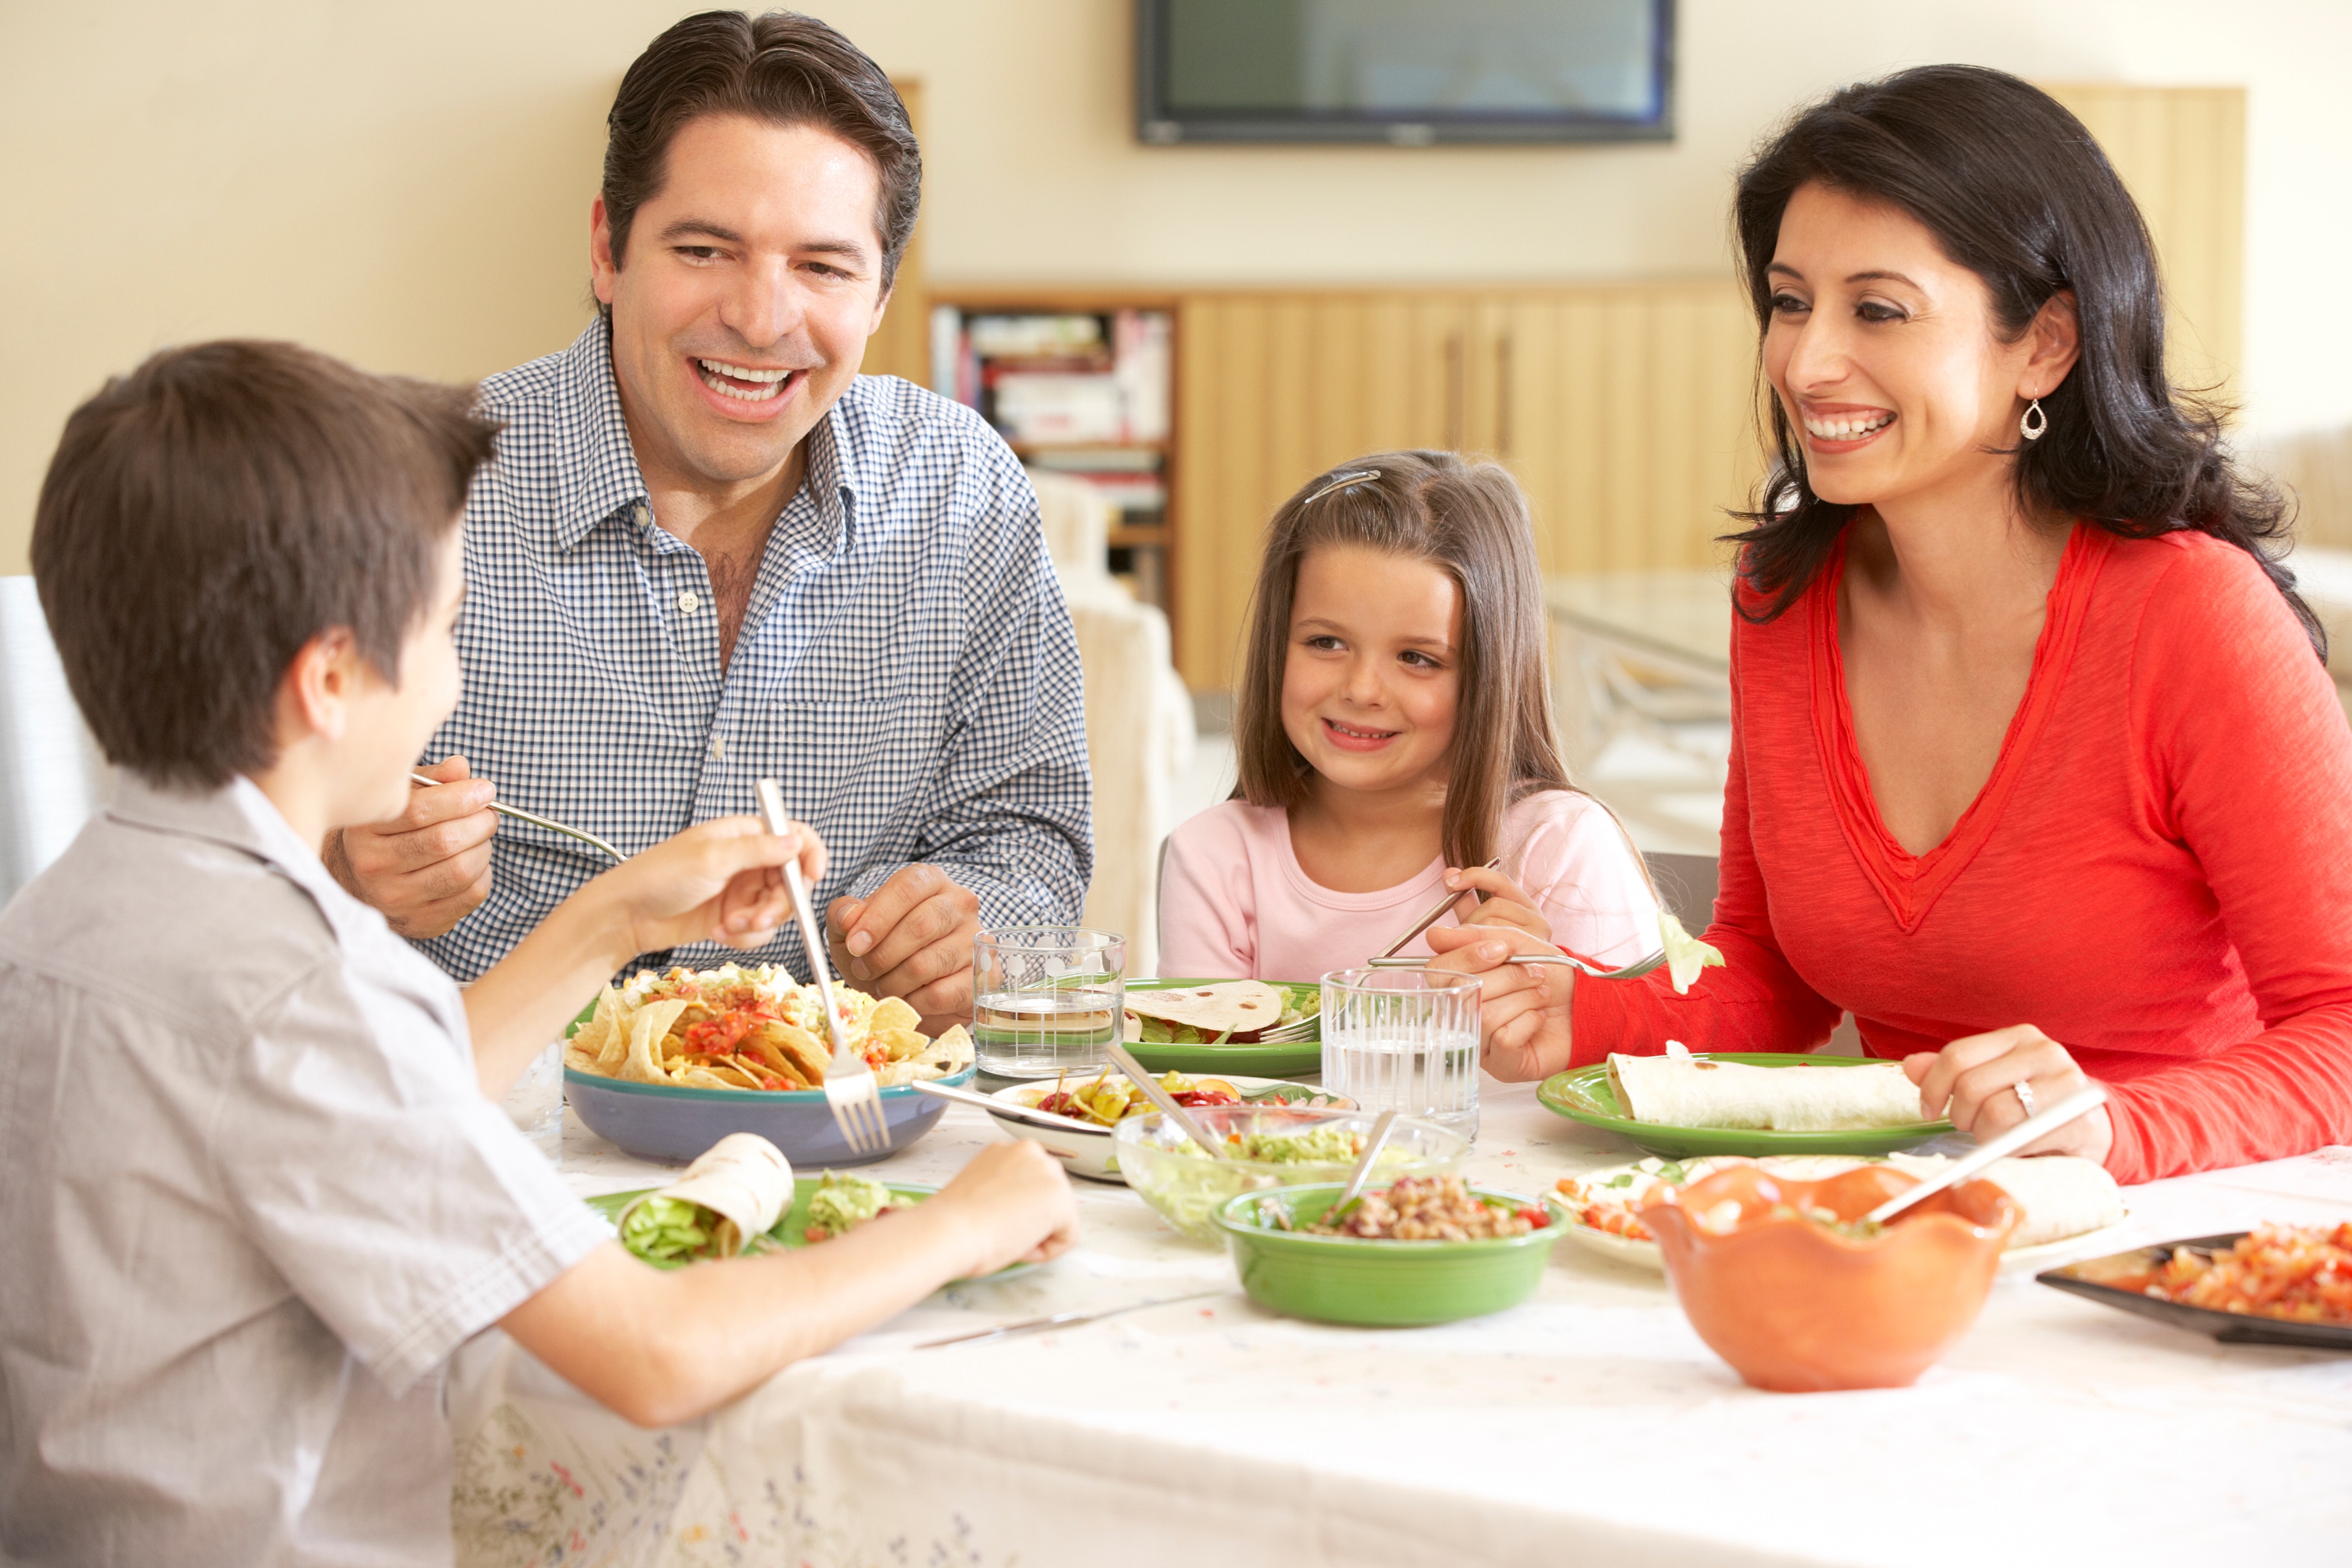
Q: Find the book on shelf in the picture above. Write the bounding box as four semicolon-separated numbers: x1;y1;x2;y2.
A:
931;305;1174;449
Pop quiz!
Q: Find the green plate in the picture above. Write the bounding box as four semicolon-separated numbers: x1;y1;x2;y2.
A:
583;1176;1034;1281
1213;1182;1566;1326
1121;978;1323;1077
1537;1053;1954;1157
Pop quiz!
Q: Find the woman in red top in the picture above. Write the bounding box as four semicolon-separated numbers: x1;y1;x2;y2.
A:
1430;66;2352;1183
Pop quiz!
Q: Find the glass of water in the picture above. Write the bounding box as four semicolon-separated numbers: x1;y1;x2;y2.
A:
1320;968;1481;1139
972;927;1126;1078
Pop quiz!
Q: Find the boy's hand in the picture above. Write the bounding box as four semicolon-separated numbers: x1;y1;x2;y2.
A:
603;816;827;957
826;864;982;1026
1424;923;1576;1081
925;1140;1082;1276
1441;863;1552;944
326;754;496;938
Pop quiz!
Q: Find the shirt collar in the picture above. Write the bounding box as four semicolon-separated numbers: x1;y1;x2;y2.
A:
544;317;870;552
106;772;388;953
549;317;656;553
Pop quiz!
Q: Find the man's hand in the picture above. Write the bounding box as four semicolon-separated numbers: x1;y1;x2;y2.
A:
826;864;981;1026
1424;923;1575;1082
326;755;496;938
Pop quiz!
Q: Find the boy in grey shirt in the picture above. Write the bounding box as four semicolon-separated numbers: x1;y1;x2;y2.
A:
0;342;1077;1567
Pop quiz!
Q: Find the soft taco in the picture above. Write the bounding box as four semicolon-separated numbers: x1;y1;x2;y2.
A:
1123;980;1295;1044
615;1132;794;1264
1608;1040;1926;1131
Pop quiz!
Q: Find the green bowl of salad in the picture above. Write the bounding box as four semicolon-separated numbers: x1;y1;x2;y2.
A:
1111;1104;1468;1244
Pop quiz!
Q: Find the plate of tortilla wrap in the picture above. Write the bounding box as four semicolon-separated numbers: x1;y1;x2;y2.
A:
1538;1049;1954;1157
1120;978;1323;1076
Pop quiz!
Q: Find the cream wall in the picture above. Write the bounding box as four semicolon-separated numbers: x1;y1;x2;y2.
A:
6;0;2349;571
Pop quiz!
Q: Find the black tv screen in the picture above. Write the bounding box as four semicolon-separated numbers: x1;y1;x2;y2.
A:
1136;0;1674;145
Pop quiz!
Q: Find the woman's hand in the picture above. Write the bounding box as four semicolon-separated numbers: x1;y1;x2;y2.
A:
1903;1024;2113;1162
1424;923;1576;1081
603;815;828;957
1440;864;1551;943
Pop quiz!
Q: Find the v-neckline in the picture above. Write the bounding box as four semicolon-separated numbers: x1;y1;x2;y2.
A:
1808;521;2107;933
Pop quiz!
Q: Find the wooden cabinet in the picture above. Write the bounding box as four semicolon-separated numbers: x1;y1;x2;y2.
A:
1173;282;1762;690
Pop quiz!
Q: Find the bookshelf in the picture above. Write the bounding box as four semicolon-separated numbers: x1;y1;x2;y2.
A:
927;287;1184;650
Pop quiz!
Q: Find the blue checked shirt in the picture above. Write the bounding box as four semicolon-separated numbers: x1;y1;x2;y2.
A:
418;322;1092;984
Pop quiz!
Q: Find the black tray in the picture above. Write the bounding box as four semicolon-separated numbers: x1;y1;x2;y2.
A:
2036;1231;2352;1350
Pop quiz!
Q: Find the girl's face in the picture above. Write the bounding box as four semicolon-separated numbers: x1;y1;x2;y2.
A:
1762;182;2074;514
1281;542;1462;799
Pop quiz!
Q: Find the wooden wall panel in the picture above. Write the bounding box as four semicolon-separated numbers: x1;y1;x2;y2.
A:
861;80;928;385
1172;280;1761;689
2044;84;2246;403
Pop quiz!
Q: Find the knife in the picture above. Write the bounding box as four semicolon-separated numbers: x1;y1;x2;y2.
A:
915;1289;1229;1350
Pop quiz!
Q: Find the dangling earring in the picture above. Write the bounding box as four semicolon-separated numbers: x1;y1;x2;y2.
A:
2020;396;2048;442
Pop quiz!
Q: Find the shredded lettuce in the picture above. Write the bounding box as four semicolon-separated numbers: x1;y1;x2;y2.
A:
1658;911;1726;995
620;1196;727;1264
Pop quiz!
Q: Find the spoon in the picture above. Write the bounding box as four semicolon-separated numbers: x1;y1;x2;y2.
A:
1103;1041;1225;1159
1327;1109;1401;1223
1864;1085;2110;1227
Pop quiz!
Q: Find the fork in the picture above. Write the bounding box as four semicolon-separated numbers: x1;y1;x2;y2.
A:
1365;948;1669;981
408;772;624;863
756;778;890;1157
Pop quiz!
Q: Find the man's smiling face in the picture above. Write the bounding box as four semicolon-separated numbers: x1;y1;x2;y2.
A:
590;113;891;492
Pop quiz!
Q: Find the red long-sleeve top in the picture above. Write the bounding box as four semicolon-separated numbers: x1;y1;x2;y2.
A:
1571;524;2352;1183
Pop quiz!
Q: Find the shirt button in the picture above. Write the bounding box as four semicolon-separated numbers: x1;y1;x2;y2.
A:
711;735;727;761
677;590;701;615
634;503;652;528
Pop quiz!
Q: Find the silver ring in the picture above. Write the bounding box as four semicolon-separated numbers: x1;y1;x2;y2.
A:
2011;1079;2036;1117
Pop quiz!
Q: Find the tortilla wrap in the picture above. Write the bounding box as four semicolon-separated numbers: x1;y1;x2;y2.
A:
1608;1044;1924;1130
1889;1151;2123;1247
617;1132;794;1256
1123;980;1287;1039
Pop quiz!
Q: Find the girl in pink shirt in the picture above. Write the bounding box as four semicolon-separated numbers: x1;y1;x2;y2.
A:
1159;452;1658;981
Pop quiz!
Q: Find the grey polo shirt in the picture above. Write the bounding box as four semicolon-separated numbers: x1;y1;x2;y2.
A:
0;775;608;1566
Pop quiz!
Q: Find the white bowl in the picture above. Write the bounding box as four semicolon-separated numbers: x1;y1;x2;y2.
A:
982;1075;1352;1182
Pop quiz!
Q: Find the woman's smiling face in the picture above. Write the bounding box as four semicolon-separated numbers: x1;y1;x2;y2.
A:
1762;182;2069;514
1280;543;1461;799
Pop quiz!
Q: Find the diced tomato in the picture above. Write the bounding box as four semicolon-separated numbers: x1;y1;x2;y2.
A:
1516;1205;1551;1229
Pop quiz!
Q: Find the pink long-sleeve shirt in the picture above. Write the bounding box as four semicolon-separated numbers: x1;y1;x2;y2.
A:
1158;789;1660;982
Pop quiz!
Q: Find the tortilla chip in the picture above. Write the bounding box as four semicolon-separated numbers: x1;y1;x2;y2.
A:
571;985;629;1073
761;1021;829;1085
622;998;694;1084
871;1027;928;1062
870;997;921;1033
676;1065;738;1090
563;1040;605;1076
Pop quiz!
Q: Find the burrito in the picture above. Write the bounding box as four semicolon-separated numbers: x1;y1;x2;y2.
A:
1608;1042;1926;1130
1124;980;1297;1044
1890;1152;2124;1247
616;1132;794;1264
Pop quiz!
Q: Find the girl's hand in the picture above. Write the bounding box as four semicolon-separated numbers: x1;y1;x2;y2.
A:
1441;864;1551;943
603;815;829;957
1424;923;1575;1081
1903;1025;2113;1162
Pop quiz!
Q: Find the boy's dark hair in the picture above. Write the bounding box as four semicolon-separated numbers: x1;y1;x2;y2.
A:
602;10;920;297
31;341;497;789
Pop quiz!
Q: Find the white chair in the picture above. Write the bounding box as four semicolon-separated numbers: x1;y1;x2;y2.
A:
1029;470;1194;975
0;577;111;903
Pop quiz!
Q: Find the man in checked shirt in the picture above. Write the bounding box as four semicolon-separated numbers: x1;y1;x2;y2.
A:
328;11;1091;1027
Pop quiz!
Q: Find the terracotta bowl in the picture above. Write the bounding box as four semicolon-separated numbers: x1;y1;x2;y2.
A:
1641;1164;2018;1392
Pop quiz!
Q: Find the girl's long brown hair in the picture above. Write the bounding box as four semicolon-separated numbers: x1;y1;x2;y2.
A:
1231;450;1573;871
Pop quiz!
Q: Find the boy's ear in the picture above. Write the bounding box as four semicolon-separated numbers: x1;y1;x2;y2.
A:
277;627;364;746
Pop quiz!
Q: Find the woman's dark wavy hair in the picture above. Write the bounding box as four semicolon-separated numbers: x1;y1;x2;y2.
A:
1726;65;2320;659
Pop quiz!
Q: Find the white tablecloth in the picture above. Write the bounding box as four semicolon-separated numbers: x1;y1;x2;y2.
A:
448;1082;2352;1567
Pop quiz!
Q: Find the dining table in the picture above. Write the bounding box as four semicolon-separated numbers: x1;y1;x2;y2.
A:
448;1072;2352;1568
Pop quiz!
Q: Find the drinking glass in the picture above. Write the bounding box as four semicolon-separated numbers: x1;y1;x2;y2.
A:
972;927;1126;1078
1320;968;1481;1139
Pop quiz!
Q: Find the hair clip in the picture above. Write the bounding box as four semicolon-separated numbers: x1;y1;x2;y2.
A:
1303;469;1380;504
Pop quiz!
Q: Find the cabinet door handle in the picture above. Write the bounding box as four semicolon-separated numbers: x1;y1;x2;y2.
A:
1446;331;1466;451
1497;331;1514;458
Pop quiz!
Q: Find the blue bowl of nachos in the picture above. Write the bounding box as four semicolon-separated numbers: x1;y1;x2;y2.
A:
562;963;976;1166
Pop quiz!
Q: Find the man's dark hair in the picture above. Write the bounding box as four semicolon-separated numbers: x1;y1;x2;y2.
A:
31;341;498;789
602;9;920;295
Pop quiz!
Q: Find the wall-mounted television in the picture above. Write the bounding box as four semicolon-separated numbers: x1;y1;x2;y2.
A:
1136;0;1675;146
